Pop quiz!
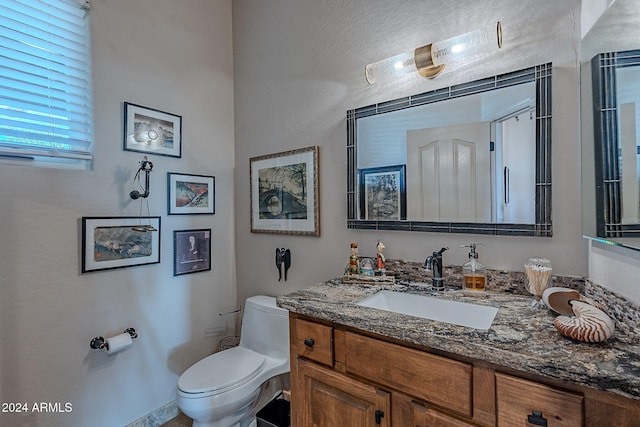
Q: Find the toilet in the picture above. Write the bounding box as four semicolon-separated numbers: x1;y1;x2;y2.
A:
177;295;290;427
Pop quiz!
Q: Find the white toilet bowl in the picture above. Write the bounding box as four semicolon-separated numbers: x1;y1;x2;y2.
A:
177;296;290;427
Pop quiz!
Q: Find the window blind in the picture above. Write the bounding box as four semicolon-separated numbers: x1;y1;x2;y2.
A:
0;0;92;161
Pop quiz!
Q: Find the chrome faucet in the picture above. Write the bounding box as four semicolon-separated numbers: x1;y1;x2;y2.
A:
424;247;448;290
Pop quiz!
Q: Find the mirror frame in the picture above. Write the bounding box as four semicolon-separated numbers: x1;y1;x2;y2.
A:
591;49;640;239
347;63;553;237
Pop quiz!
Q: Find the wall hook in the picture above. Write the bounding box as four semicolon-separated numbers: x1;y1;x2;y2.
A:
275;248;291;281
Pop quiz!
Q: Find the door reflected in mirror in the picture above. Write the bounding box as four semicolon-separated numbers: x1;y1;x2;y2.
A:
347;64;552;237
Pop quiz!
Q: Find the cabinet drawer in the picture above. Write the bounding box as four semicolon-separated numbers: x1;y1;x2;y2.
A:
295;319;333;367
345;332;472;417
496;372;583;427
412;401;476;427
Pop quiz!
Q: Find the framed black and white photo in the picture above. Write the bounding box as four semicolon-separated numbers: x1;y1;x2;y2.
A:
250;146;320;236
173;229;211;276
81;216;161;273
167;172;215;215
359;165;406;220
123;102;182;158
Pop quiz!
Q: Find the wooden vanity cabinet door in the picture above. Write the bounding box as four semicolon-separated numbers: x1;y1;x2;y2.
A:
299;359;391;427
411;401;476;427
294;318;334;367
496;372;583;427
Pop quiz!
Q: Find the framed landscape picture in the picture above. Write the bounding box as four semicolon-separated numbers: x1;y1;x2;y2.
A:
359;165;406;220
167;172;215;215
250;146;320;236
173;229;211;276
123;102;182;158
81;216;161;273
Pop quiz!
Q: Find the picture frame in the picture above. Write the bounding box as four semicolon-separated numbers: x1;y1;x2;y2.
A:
167;172;215;215
123;102;182;158
173;229;211;276
250;146;320;236
81;216;161;273
359;165;406;220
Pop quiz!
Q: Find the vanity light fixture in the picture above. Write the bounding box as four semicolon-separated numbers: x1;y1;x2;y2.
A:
365;21;503;84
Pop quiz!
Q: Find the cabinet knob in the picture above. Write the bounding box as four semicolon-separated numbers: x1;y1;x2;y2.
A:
527;410;548;427
304;338;315;348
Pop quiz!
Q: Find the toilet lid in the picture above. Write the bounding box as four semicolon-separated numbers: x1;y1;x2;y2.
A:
178;347;266;394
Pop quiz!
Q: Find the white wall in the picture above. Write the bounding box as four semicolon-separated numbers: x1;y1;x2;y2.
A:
232;0;587;303
0;1;235;426
589;240;640;304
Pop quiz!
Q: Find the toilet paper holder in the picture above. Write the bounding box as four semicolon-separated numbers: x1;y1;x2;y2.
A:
90;328;138;351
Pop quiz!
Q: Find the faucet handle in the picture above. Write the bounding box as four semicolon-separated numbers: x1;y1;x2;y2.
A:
434;247;449;256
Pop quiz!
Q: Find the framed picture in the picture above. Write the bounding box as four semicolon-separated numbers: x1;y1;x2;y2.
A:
250;146;320;236
81;216;161;273
123;102;182;158
359;165;406;220
167;172;215;215
173;229;211;276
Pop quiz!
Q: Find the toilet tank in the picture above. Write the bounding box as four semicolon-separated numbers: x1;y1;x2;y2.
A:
240;295;290;361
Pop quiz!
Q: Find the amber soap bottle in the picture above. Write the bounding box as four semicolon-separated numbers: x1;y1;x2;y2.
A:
462;243;486;293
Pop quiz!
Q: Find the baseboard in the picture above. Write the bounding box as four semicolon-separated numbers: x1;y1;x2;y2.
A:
126;400;179;427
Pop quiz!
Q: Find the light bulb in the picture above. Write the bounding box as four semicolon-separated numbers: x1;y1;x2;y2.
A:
430;22;502;67
365;50;417;85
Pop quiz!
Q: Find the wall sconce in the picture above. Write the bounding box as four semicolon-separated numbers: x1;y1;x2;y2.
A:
130;156;157;232
365;22;503;84
130;156;153;200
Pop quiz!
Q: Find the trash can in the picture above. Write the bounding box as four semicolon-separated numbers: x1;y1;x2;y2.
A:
256;393;290;427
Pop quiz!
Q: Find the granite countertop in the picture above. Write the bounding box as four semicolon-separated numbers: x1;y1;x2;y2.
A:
277;274;640;400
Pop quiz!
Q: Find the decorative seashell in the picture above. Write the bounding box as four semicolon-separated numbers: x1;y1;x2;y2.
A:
542;287;608;315
577;295;608;313
553;300;615;343
542;287;581;315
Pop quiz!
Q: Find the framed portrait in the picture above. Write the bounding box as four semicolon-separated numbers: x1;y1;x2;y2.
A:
250;146;320;236
167;172;215;215
123;102;182;158
173;229;211;276
359;165;406;220
81;216;161;273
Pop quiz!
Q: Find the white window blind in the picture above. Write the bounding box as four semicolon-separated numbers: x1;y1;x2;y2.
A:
0;0;92;161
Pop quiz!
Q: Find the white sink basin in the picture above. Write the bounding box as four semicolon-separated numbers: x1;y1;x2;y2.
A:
356;290;498;330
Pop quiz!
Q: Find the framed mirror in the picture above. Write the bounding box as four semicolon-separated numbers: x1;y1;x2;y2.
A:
347;64;552;236
581;0;640;251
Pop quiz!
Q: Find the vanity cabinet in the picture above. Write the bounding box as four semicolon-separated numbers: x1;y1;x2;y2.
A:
290;316;479;426
289;314;640;427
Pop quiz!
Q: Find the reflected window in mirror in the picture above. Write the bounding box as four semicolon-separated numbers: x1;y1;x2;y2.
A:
347;63;552;237
591;49;640;239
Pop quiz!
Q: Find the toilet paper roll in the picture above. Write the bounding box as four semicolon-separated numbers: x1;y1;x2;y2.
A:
105;332;133;355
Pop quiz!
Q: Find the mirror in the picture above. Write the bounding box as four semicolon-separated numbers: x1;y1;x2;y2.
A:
581;0;640;251
347;64;552;236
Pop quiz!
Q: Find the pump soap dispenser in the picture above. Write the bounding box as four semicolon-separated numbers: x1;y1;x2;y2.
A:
462;243;486;293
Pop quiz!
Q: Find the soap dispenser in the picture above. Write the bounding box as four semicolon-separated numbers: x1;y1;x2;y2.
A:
462;243;486;293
